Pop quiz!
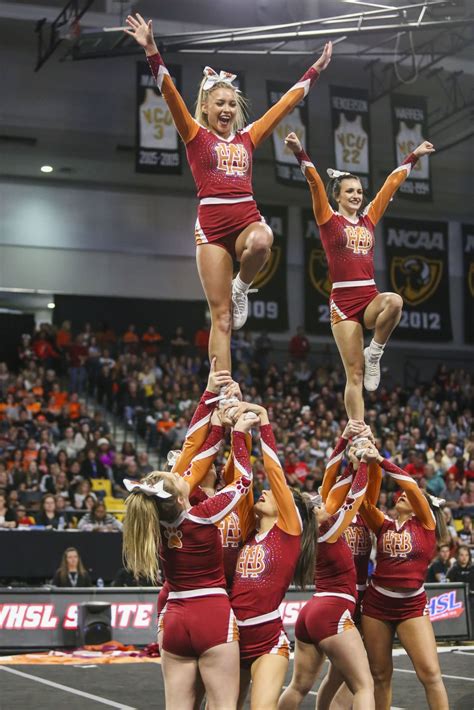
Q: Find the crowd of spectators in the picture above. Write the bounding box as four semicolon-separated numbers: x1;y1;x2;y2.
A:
0;320;472;571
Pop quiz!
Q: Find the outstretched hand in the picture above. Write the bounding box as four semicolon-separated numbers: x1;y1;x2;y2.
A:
285;132;302;154
125;13;157;53
312;41;333;72
413;141;435;157
207;357;232;394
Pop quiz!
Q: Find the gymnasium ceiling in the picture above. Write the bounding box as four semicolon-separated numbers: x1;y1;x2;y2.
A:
0;0;473;210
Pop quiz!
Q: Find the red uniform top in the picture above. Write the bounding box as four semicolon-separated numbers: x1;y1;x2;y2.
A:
316;457;369;598
230;424;302;621
148;52;319;201
361;458;436;589
344;514;372;590
160;430;252;592
294;148;418;285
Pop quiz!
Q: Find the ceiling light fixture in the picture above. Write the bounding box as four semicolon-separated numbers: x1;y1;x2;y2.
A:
40;165;53;173
47;302;55;309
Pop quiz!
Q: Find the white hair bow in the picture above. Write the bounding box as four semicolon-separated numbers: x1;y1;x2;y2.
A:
123;478;172;499
326;168;351;179
427;494;446;509
202;66;240;92
167;450;182;470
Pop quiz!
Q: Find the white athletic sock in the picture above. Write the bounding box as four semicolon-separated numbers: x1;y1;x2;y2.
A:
368;338;385;360
234;273;251;292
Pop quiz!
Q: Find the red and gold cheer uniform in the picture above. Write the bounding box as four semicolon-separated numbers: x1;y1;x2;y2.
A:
294;148;418;327
159;427;252;657
148;52;319;258
230;424;302;667
295;459;368;645
361;459;436;623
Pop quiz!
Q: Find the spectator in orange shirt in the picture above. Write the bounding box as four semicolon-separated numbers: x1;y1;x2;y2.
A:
56;320;72;350
122;324;140;353
33;331;60;370
142;325;163;356
289;326;311;361
68;393;82;421
50;382;68;410
194;323;210;357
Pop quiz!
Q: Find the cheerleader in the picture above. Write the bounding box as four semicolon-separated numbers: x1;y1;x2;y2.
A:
125;13;332;369
278;446;374;710
226;402;316;710
285;132;434;419
360;444;449;710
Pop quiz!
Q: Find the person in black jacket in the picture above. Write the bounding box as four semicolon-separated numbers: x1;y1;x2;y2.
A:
52;547;92;587
447;545;474;591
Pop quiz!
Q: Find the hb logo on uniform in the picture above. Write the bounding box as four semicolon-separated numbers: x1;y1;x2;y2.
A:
390;255;442;306
308;248;331;298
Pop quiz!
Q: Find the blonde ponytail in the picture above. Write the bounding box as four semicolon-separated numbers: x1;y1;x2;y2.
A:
122;471;181;583
194;79;249;132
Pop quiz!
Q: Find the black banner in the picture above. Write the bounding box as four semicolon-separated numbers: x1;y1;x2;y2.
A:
462;224;474;344
303;208;332;335
246;205;288;331
384;217;452;341
267;81;309;186
0;583;469;649
330;86;371;192
136;61;182;174
391;94;431;200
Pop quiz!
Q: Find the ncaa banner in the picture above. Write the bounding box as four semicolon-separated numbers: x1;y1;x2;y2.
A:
136;61;182;174
330;86;371;192
462;224;474;344
267;80;309;186
302;208;332;335
391;94;431;200
384;217;452;341
246;204;288;331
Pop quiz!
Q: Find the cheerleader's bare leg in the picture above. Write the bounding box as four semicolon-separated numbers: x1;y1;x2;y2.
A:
278;640;326;709
331;320;365;421
396;616;448;710
196;243;234;370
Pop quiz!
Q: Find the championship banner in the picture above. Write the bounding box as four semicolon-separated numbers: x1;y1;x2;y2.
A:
391;94;431;200
136;61;182;174
384;217;452;341
0;583;469;649
245;204;288;331
330;86;371;192
302;208;332;335
267;80;309;186
462;224;474;344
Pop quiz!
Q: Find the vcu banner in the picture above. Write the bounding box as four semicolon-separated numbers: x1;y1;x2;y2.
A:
267;81;309;186
384;217;451;341
246;204;288;331
303;208;332;335
330;86;371;192
462;224;474;344
391;94;431;200
136;61;182;174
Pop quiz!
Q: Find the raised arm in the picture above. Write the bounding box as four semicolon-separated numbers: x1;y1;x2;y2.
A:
188;428;253;526
379;457;435;530
366;141;435;225
172;358;231;476
260;422;302;536
285;135;332;225
359;462;386;535
322;422;369;510
125;14;199;144
247;42;332;149
319;461;368;543
182;421;224;493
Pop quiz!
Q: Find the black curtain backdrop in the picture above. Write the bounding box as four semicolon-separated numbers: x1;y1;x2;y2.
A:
0;313;35;367
53;295;207;342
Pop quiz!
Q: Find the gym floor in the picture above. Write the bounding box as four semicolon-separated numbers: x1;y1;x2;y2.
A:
0;646;473;709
